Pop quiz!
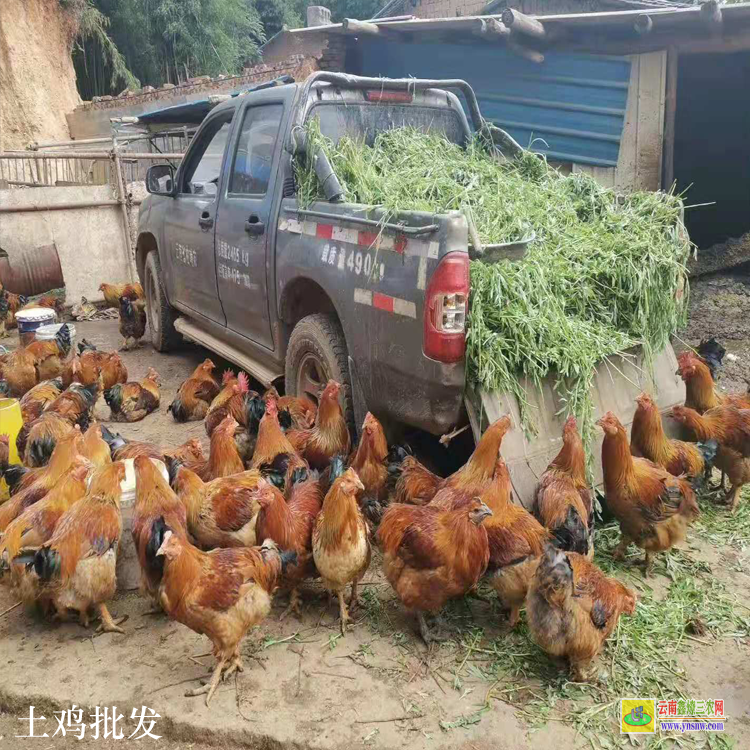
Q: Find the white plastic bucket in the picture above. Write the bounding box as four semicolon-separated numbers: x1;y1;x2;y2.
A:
35;322;77;349
16;307;56;346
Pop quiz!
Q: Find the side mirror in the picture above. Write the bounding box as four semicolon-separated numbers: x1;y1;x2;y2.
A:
146;164;176;196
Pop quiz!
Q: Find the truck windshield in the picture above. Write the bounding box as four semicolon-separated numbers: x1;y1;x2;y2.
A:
307;103;466;147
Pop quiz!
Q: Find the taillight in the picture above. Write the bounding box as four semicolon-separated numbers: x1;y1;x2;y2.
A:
423;252;469;363
364;90;413;103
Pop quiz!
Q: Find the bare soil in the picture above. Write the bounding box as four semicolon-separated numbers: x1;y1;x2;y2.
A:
0;315;748;749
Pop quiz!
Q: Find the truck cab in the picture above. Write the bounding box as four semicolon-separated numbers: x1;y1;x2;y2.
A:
137;73;480;437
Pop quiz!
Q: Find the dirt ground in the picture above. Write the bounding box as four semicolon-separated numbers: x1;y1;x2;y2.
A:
1;298;749;749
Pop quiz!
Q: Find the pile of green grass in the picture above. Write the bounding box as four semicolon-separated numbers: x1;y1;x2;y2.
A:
297;121;691;436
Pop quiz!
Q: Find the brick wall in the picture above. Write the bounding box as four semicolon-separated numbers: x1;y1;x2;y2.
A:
413;0;605;19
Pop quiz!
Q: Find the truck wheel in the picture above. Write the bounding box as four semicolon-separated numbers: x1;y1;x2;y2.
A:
145;251;180;352
285;314;355;437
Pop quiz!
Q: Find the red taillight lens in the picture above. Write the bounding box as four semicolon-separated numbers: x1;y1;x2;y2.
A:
364;90;413;103
423;251;469;363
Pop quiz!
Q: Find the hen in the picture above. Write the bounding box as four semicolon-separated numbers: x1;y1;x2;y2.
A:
4;347;41;397
25;323;73;382
64;348;127;392
19;378;63;425
671;404;750;511
631;393;712;479
182;415;244;481
534;415;594;556
349;412;389;522
254;469;323;618
101;426;205;466
597;411;699;574
312;468;369;634
173;465;263;548
99;282;144;308
205;371;255;462
104;367;160;422
20;413;77;468
169;359;220;422
388;446;441;506
155;530;294;704
677;350;750;413
526;545;636;681
31;462;127;632
131;455;188;607
79;423;113;468
379;497;491;643
119;295;147;350
288;380;350;470
264;386;317;430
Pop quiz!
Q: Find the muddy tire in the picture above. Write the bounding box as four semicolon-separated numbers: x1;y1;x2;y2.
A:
285;314;355;438
145;251;180;352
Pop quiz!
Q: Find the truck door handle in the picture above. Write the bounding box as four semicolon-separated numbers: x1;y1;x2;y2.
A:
198;211;213;229
245;215;265;236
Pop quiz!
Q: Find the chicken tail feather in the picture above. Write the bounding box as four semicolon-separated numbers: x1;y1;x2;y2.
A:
145;517;169;577
104;385;122;413
2;463;28;493
697;438;719;467
168;397;188;423
279;549;298;574
28;436;56;468
551;506;589;556
100;424;127;454
33;546;61;581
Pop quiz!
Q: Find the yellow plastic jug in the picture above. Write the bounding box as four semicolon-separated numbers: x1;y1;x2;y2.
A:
0;398;23;502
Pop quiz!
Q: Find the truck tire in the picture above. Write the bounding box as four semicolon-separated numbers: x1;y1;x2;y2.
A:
285;313;356;438
144;251;180;352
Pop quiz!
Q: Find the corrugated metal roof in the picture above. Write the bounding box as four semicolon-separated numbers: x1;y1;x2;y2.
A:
356;39;630;167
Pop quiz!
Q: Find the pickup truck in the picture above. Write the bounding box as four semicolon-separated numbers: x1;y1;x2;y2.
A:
137;71;685;505
138;72;487;437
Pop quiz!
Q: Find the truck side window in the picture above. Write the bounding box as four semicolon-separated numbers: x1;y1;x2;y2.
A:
229;104;283;195
181;117;232;197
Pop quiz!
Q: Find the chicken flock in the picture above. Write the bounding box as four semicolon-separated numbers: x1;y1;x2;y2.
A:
0;304;744;705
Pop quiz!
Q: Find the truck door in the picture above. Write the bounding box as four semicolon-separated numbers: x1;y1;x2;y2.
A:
164;111;233;325
214;100;284;349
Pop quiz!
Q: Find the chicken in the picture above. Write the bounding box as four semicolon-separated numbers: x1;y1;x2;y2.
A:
388;446;441;506
63;349;128;391
131;455;188;606
277;394;317;430
154;529;295;704
254;469;323;618
1;285;29;330
631;393;711;479
104;367;160;422
349;412;389;522
0;293;9;338
597;411;699;574
173;465;263;549
182;415;244;482
99;282;144;309
670;404;750;512
312;468;369;635
677;350;750;414
0;461;91;611
288;380;350;470
534;415;594;556
205;371;256;462
19;294;65;319
0;432;84;530
526;545;636;681
482;457;550;626
19;378;63;424
25;323;73;381
696;337;726;381
31;462;126;632
4;346;40;397
79;423;112;468
168;359;220;422
21;413;78;468
41;382;99;437
250;398;307;490
118;296;146;350
100;426;205;466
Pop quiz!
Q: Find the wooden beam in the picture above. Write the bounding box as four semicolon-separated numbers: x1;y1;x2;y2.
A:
480;18;510;39
634;14;653;36
501;9;547;39
700;0;723;31
507;38;545;63
342;18;380;36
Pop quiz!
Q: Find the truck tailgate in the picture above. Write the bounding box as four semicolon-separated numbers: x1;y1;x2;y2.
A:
465;345;686;509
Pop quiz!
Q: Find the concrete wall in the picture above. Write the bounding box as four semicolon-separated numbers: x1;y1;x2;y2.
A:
0;185;133;303
413;0;608;20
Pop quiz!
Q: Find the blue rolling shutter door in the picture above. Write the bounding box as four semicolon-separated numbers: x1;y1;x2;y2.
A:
356;40;631;169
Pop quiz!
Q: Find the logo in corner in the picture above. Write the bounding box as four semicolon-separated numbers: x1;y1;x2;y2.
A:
621;699;655;734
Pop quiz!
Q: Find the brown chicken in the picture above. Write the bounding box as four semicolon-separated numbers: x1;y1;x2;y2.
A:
482;457;550;626
79;423;113;468
103;428;205;466
631;393;709;478
597;411;699;574
250;398;307;489
24;324;73;382
63;349;128;391
677;350;750;413
173;465;263;549
131;455;189;606
19;378;64;424
4;347;40;397
254;469;323;617
534;415;594;557
99;282;144;308
349;412;389;520
278;394;317;430
526;545;636;681
0;461;91;611
21;413;78;468
104;367;160;422
155;530;294;704
169;359;220;422
0;432;84;531
32;462;126;632
205;371;255;462
379;497;492;643
389;450;441;506
288;380;350;470
119;296;147;350
312;468;369;635
19;295;64;319
183;415;245;481
671;404;750;511
1;285;29;330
